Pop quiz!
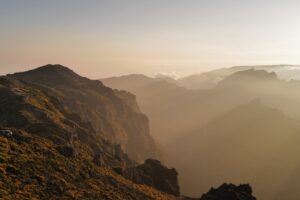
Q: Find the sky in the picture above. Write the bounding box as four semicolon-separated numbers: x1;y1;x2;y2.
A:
1;0;300;78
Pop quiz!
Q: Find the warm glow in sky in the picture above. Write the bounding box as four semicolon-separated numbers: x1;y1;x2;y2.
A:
1;0;300;78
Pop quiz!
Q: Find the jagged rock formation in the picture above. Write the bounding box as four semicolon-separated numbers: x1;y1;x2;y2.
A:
200;184;256;200
124;159;180;196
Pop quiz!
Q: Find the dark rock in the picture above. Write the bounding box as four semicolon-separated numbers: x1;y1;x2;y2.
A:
92;152;107;167
124;159;180;196
56;146;74;157
200;183;256;200
112;167;124;175
6;165;20;175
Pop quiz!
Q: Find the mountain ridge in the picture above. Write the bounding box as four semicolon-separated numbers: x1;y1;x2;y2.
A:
12;64;160;162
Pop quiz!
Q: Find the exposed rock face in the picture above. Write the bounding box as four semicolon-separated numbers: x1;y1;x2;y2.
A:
200;183;256;200
124;159;180;196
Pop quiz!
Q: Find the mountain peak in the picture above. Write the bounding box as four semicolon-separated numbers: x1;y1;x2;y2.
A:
11;64;92;89
217;69;278;88
227;69;278;80
235;68;276;77
14;64;78;77
35;63;72;70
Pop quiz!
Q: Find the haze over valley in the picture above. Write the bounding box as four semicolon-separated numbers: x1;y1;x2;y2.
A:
2;1;300;199
103;65;300;199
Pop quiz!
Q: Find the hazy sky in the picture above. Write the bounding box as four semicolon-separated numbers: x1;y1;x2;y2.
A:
1;0;300;78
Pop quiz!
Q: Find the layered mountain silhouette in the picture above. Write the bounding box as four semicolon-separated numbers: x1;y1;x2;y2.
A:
0;64;255;199
168;100;300;199
103;67;300;199
178;64;300;90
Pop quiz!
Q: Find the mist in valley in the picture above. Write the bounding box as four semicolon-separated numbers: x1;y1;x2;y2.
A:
103;66;300;199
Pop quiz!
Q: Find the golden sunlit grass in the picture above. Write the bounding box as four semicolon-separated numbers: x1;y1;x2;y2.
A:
0;129;177;200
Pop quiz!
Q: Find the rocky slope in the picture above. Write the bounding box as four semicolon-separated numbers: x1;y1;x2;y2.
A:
0;129;176;200
0;65;173;199
12;64;159;162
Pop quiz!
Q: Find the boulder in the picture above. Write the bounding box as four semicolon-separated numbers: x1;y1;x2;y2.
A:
124;159;180;196
200;183;256;200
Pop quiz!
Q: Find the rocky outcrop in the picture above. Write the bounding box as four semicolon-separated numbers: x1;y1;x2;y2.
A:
124;159;180;196
200;183;256;200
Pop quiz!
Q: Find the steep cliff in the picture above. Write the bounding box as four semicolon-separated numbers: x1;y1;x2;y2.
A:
12;64;159;162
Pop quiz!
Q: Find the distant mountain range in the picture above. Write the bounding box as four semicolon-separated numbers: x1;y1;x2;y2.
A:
102;65;300;199
177;65;300;89
105;65;300;90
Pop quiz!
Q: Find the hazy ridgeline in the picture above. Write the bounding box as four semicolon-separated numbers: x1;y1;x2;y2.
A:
102;65;300;200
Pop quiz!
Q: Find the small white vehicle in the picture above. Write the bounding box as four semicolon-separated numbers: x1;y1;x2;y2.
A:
0;130;13;137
